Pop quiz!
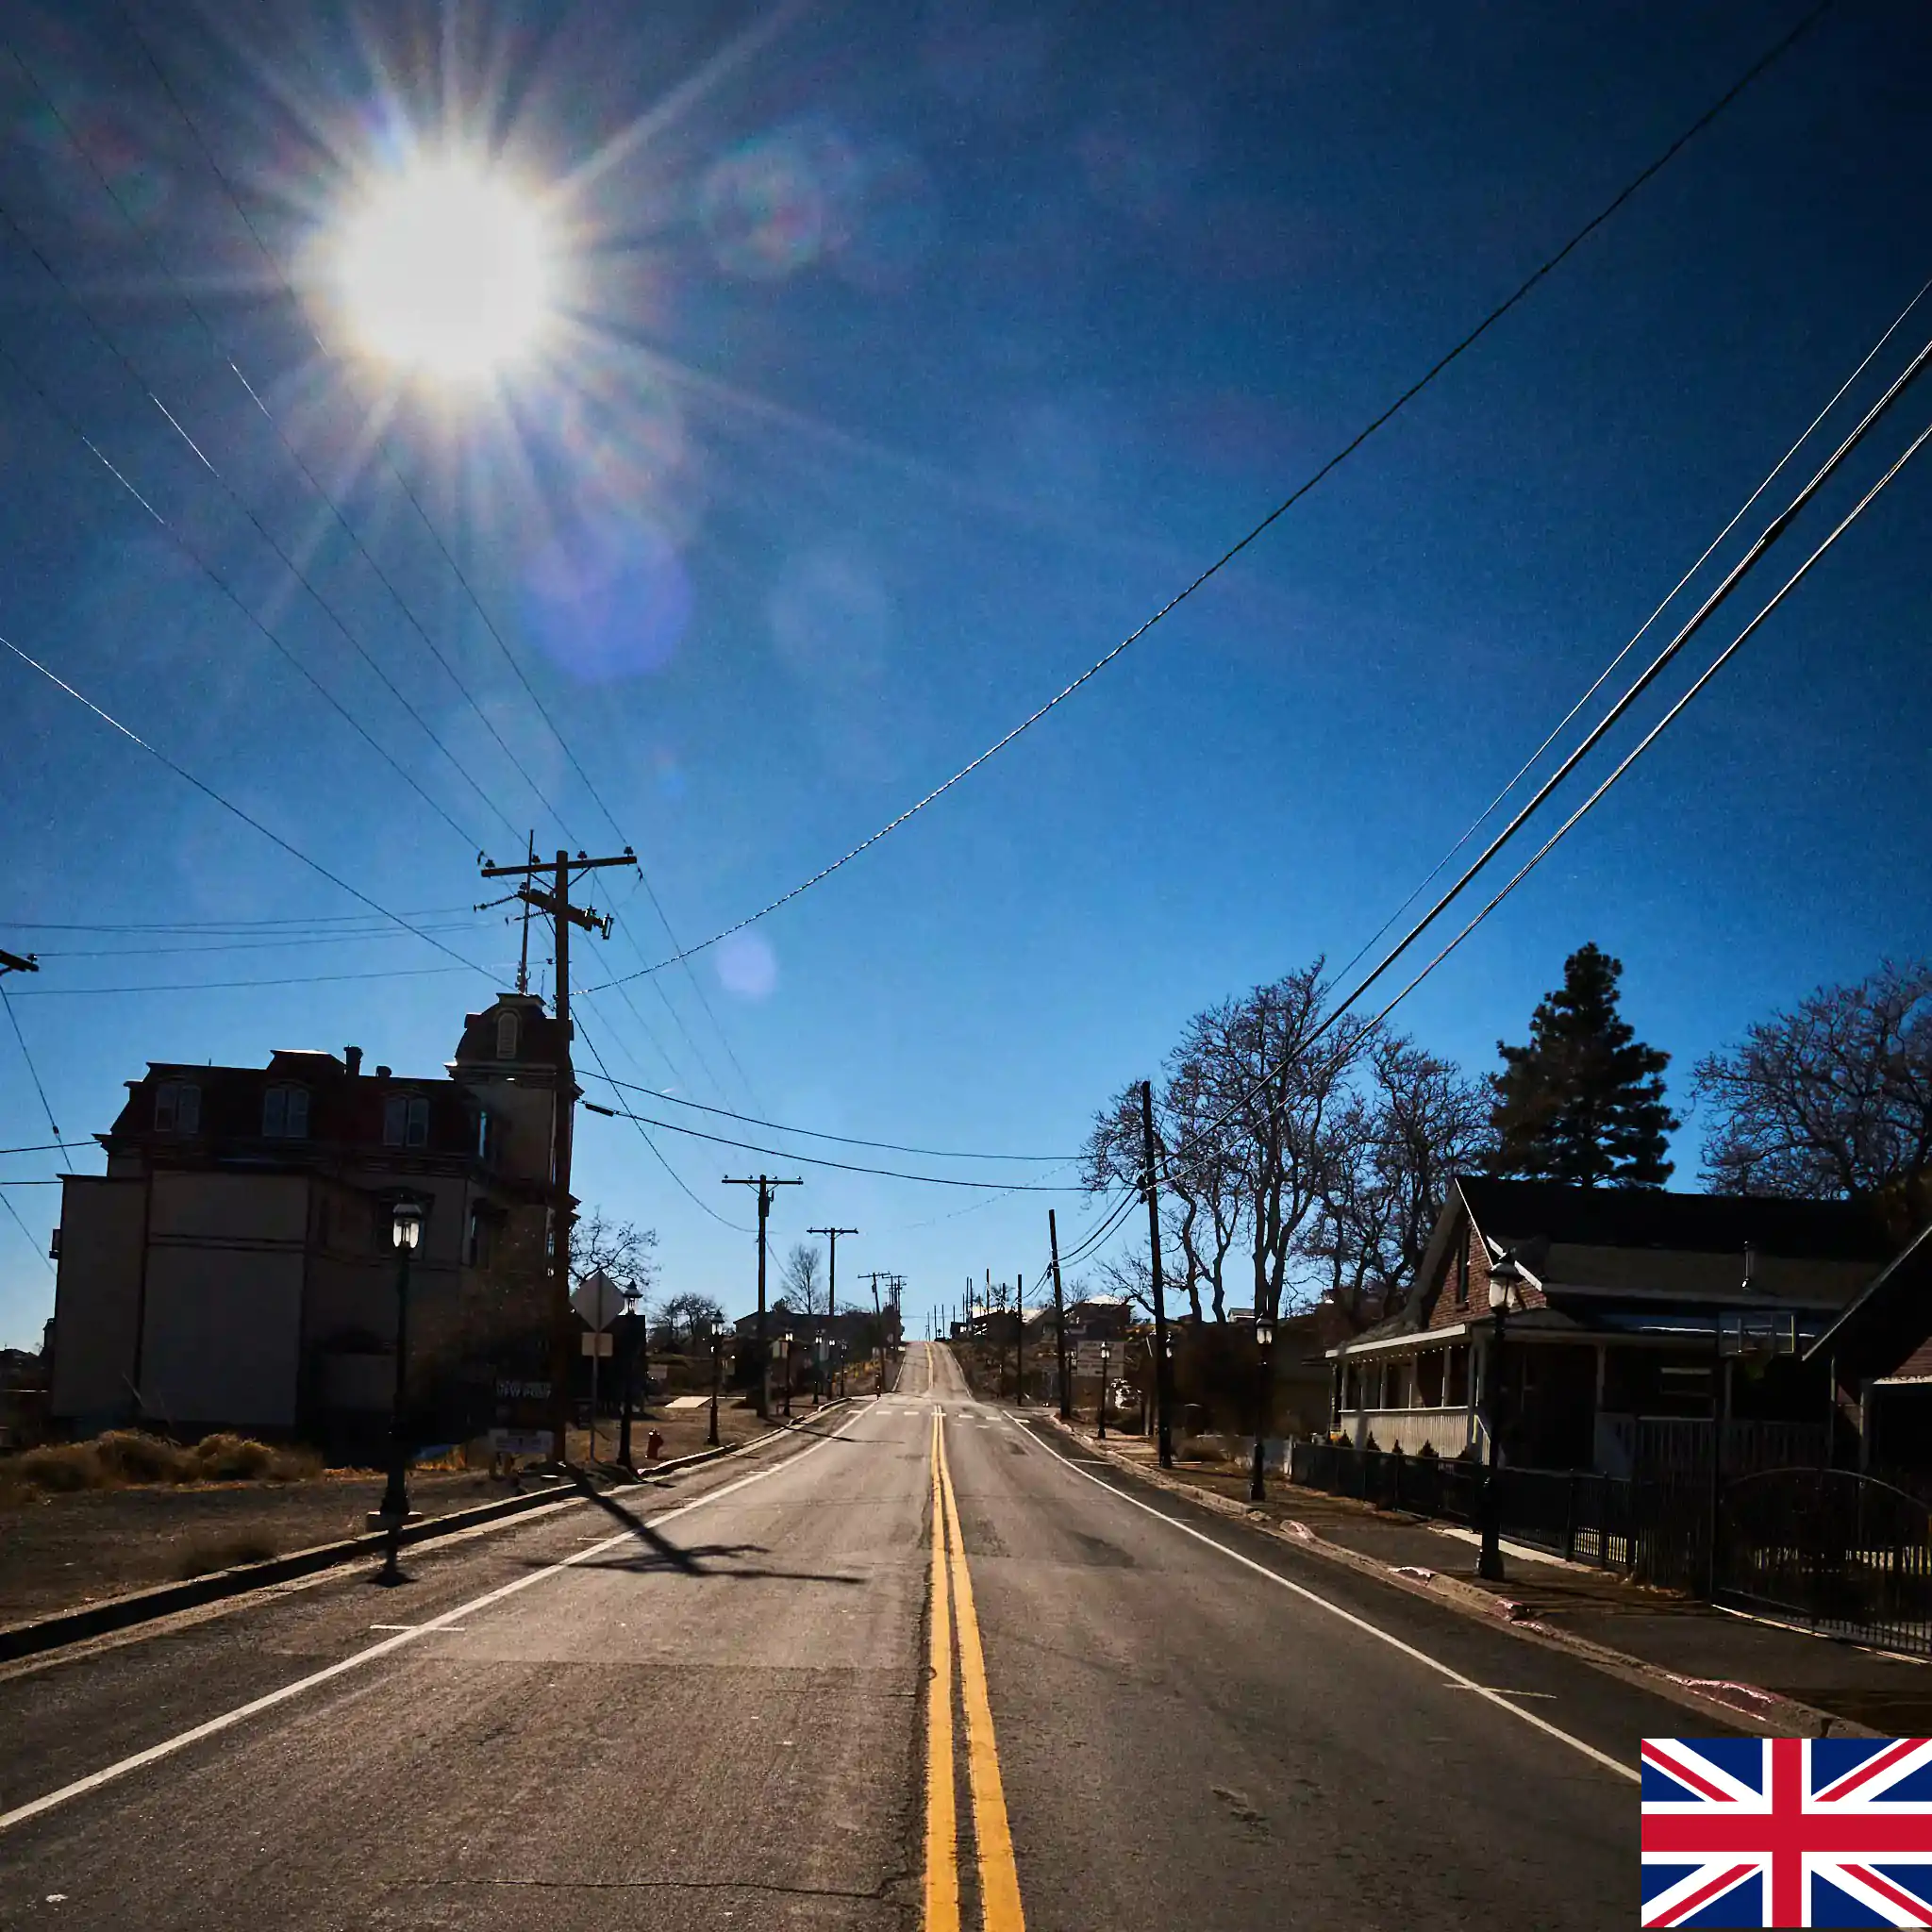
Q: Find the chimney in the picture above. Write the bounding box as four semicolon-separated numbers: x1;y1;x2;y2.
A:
375;1065;392;1080
345;1045;363;1078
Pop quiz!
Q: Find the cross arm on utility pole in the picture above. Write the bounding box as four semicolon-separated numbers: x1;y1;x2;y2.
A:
0;949;39;975
480;847;636;878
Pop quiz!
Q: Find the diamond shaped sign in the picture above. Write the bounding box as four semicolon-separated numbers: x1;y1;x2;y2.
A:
571;1267;625;1332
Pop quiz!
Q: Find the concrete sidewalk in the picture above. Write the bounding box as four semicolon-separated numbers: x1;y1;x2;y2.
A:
1056;1420;1932;1735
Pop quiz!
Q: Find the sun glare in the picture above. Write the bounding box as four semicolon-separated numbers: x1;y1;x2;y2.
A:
336;159;553;380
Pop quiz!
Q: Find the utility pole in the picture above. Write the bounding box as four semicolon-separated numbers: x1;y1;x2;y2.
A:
724;1175;802;1416
1014;1268;1024;1405
808;1225;858;1405
1141;1078;1174;1471
479;844;633;1462
1049;1208;1070;1421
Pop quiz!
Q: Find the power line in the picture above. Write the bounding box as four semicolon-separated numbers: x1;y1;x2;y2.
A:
0;1185;54;1277
1361;406;1932;1036
0;908;481;933
573;1008;752;1231
585;0;1838;993
579;1096;1082;1191
8;964;497;997
0;1142;93;1158
1330;271;1932;992
0;318;487;854
7;25;579;849
0;631;496;978
30;924;493;959
116;16;765;1115
577;1065;1074;1160
1;982;60;1137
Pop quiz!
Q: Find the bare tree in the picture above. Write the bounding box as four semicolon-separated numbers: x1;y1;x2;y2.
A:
1692;961;1932;1198
781;1241;825;1315
571;1208;659;1295
658;1291;725;1351
1305;1035;1492;1320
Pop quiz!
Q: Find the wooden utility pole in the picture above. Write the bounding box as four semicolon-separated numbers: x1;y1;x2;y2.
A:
480;845;633;1462
1013;1268;1024;1404
807;1225;857;1406
1049;1208;1070;1420
724;1175;801;1415
1141;1078;1174;1470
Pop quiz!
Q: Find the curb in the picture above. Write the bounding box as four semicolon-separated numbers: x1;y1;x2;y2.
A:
1030;1413;1879;1740
0;1407;845;1665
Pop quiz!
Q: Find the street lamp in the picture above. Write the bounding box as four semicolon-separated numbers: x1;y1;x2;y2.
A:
1098;1342;1111;1441
1250;1313;1275;1503
782;1328;794;1418
375;1196;425;1583
1477;1252;1521;1583
617;1278;641;1469
708;1318;724;1448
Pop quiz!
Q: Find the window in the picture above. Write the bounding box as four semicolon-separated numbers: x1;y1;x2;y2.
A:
496;1010;519;1059
465;1211;492;1267
407;1096;429;1147
383;1096;407;1147
475;1108;491;1161
262;1086;308;1139
1454;1237;1469;1308
154;1081;200;1134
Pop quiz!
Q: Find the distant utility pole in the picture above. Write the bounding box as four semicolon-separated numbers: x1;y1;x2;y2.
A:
1141;1078;1174;1471
808;1224;857;1405
479;843;634;1461
724;1176;802;1416
1014;1268;1024;1404
1049;1208;1070;1421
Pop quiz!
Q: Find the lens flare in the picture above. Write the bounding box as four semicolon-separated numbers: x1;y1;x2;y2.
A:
336;159;553;378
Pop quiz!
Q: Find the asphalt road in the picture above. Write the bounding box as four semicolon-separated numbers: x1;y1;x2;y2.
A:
0;1343;1712;1929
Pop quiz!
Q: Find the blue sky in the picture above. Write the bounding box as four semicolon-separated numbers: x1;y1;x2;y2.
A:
3;0;1928;1350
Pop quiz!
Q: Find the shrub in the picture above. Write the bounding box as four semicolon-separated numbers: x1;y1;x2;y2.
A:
11;1441;107;1492
95;1431;193;1484
192;1433;321;1482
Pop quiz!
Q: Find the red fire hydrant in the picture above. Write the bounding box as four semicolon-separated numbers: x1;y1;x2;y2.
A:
646;1428;664;1463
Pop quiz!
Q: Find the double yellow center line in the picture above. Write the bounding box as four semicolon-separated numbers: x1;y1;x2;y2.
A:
924;1411;1025;1932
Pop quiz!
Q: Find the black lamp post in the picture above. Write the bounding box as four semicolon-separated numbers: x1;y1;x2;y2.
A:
782;1329;794;1418
1477;1253;1520;1584
708;1319;724;1448
375;1196;425;1582
1097;1342;1110;1441
1250;1313;1275;1503
617;1279;641;1469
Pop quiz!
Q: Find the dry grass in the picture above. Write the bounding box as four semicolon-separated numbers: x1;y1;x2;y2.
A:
173;1531;282;1580
4;1430;324;1497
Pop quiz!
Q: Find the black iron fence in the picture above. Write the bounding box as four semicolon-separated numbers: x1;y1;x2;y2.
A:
1287;1440;1931;1657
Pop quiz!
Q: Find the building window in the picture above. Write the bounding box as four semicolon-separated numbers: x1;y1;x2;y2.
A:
475;1108;491;1161
496;1010;519;1059
1455;1238;1469;1308
382;1094;430;1148
262;1085;308;1139
408;1096;429;1147
465;1211;492;1267
154;1080;200;1134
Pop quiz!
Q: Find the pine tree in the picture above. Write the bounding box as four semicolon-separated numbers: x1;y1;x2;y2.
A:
1489;943;1678;1187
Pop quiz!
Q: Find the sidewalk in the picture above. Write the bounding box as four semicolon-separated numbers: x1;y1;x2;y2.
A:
1051;1420;1932;1736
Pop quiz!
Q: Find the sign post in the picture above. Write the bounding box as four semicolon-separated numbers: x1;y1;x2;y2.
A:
572;1267;624;1464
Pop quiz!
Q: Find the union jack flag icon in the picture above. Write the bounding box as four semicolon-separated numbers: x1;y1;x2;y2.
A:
1641;1736;1932;1927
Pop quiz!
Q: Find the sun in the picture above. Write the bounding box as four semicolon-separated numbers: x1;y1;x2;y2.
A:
335;158;555;380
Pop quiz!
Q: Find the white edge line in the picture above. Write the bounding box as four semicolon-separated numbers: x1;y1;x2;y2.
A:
1020;1424;1638;1784
0;1409;869;1833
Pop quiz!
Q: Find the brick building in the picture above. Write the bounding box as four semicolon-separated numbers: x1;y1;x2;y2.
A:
48;993;560;1452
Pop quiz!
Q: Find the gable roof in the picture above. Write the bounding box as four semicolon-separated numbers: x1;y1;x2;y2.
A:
1804;1218;1932;1373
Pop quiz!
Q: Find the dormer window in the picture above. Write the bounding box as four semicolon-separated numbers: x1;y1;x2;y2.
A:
496;1010;519;1059
154;1080;200;1134
262;1085;308;1139
383;1094;430;1148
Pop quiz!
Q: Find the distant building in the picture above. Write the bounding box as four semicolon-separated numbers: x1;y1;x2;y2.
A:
48;993;560;1451
1807;1217;1932;1483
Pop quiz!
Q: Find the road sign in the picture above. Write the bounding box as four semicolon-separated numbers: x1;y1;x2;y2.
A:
580;1330;614;1357
1072;1341;1115;1377
572;1267;625;1331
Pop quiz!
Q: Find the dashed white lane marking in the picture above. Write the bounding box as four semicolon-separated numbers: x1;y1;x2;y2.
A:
0;1410;868;1834
1021;1427;1636;1784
